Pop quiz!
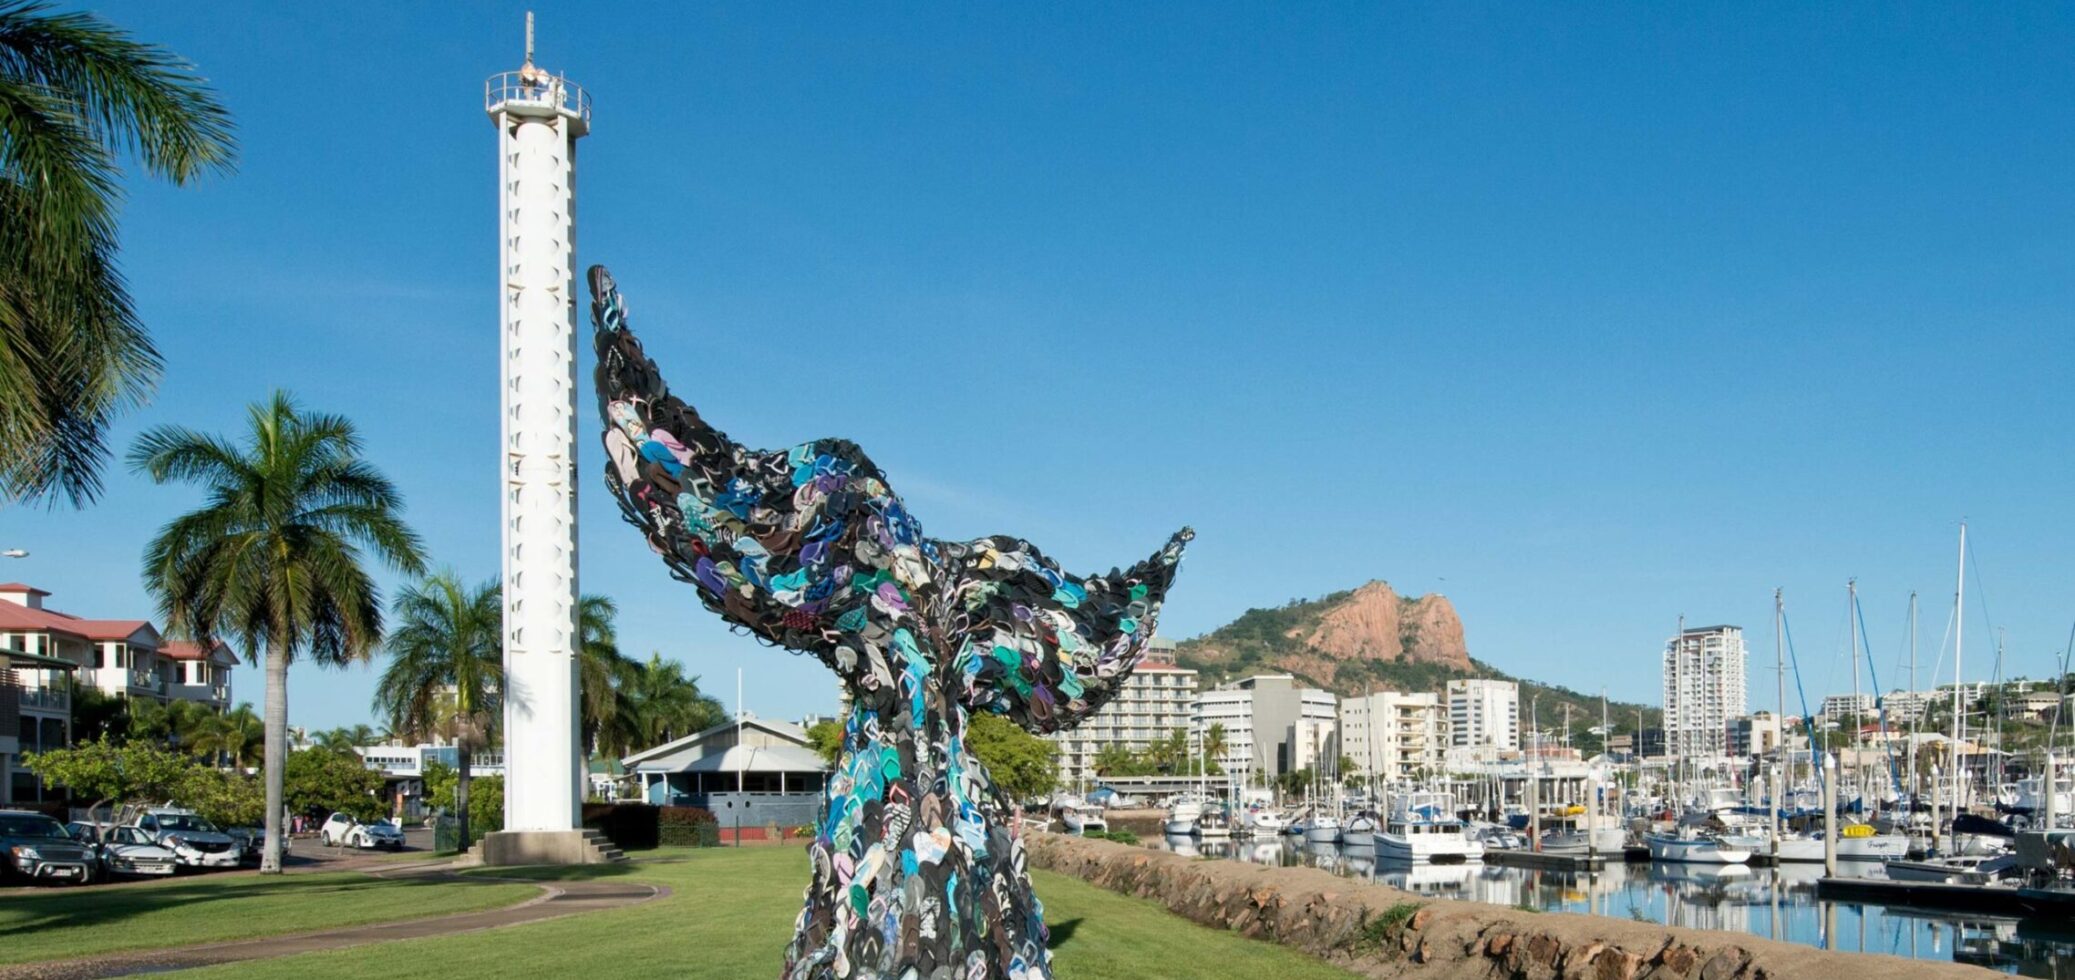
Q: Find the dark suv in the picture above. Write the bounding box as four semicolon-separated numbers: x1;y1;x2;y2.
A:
0;810;94;884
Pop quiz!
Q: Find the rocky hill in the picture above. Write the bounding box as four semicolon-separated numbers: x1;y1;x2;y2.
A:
1175;582;1660;745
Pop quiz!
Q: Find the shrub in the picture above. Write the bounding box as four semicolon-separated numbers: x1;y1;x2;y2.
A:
658;805;718;847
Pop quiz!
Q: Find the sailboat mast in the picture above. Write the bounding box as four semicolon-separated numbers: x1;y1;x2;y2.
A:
1907;591;1919;804
1774;588;1786;848
1849;578;1862;802
1951;522;1968;821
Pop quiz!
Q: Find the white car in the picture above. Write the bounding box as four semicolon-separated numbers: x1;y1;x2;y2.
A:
129;808;241;869
72;824;178;879
320;813;406;850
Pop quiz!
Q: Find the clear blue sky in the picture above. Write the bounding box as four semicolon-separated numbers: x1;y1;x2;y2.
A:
10;3;2073;733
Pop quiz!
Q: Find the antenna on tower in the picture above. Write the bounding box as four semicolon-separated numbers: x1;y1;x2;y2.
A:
523;11;536;70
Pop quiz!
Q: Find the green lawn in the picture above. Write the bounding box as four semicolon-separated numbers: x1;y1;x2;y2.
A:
0;871;536;967
179;847;1356;980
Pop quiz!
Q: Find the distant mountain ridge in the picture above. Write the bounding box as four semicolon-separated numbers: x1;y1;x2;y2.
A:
1175;582;1659;741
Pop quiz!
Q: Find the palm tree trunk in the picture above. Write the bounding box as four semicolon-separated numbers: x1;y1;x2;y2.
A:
456;739;473;852
260;636;289;874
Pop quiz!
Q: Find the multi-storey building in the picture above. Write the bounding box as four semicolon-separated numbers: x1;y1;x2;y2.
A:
1819;693;1876;727
1662;624;1747;758
1726;711;1785;758
3;644;79;805
1341;691;1445;782
1048;637;1198;788
1189;674;1337;782
1446;679;1519;751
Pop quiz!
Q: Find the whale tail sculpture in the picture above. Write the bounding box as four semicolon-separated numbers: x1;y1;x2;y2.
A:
588;265;1190;979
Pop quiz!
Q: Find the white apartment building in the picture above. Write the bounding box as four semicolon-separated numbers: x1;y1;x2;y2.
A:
1189;675;1337;782
1820;693;1877;726
1048;637;1199;788
1447;679;1520;751
1662;624;1747;758
1341;691;1445;782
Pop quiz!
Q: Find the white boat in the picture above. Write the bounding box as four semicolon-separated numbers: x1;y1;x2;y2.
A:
1303;811;1342;845
1884;853;2017;885
1244;808;1285;836
1163;798;1202;837
1376;791;1483;863
1340;811;1380;849
1059;801;1106;835
1644;832;1751;864
1836;829;1910;859
1198;804;1232;839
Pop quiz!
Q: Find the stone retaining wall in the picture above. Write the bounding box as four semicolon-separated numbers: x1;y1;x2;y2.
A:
1025;833;1996;979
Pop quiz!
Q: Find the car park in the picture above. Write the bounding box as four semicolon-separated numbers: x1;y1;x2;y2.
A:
126;807;241;869
319;812;406;850
0;810;94;884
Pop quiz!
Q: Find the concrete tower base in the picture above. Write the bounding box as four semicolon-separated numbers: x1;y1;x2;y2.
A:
467;829;625;867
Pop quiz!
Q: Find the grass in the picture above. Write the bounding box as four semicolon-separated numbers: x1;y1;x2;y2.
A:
0;870;535;966
176;846;1357;980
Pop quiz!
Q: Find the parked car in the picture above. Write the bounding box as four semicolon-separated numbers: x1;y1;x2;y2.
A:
0;810;94;884
320;812;406;850
224;827;288;865
126;807;241;870
70;824;179;879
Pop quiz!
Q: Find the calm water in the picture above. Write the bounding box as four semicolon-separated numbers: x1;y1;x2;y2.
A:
1158;836;2075;978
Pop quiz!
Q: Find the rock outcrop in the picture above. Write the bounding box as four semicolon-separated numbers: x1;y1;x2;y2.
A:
1183;580;1470;691
1025;833;1996;980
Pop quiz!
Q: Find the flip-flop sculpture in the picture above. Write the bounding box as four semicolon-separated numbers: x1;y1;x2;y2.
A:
587;266;1191;979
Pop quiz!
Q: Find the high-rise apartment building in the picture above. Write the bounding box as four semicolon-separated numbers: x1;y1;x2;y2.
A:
1446;679;1520;751
1048;637;1198;788
1341;691;1445;782
1662;624;1747;758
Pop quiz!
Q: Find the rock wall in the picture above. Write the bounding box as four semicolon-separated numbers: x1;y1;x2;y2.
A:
1026;834;1996;980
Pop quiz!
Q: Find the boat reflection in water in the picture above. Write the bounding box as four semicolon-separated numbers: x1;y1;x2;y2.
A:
1152;837;2075;977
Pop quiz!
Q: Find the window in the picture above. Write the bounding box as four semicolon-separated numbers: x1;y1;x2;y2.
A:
93;646;105;669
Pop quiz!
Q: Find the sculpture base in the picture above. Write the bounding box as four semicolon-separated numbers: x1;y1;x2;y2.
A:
471;829;624;866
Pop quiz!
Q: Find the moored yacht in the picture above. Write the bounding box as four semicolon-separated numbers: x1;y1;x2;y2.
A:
1059;800;1106;835
1303;811;1343;845
1644;830;1752;864
1163;797;1202;837
1376;791;1483;863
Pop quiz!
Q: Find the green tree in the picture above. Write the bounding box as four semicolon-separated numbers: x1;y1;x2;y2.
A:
126;697;213;750
422;762;503;841
374;572;501;849
187;702;263;769
283;747;382;823
131;391;426;873
1092;742;1142;778
176;766;262;827
1203;724;1229;769
0;1;236;506
621;652;726;747
313;724;379;752
69;681;127;742
805;719;843;764
965;712;1058;804
23;738;192;821
576;593;636;758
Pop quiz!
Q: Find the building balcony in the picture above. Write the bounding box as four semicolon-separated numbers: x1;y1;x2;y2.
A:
19;686;67;711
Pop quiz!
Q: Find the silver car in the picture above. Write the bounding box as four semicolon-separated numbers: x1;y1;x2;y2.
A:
69;824;178;879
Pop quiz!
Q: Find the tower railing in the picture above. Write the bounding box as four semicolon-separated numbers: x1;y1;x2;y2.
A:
485;70;591;123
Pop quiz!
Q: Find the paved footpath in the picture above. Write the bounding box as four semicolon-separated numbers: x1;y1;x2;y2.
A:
0;863;667;979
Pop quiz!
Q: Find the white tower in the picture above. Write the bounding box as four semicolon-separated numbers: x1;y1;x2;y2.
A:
483;16;597;862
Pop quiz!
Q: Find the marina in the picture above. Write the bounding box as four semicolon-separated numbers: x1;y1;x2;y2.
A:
1156;835;2075;976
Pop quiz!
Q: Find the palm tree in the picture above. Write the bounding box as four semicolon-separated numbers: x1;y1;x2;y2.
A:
621;652;725;747
575;594;635;757
127;696;212;749
1;2;236;506
373;573;502;850
189;702;263;769
131;391;425;873
1204;723;1229;770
